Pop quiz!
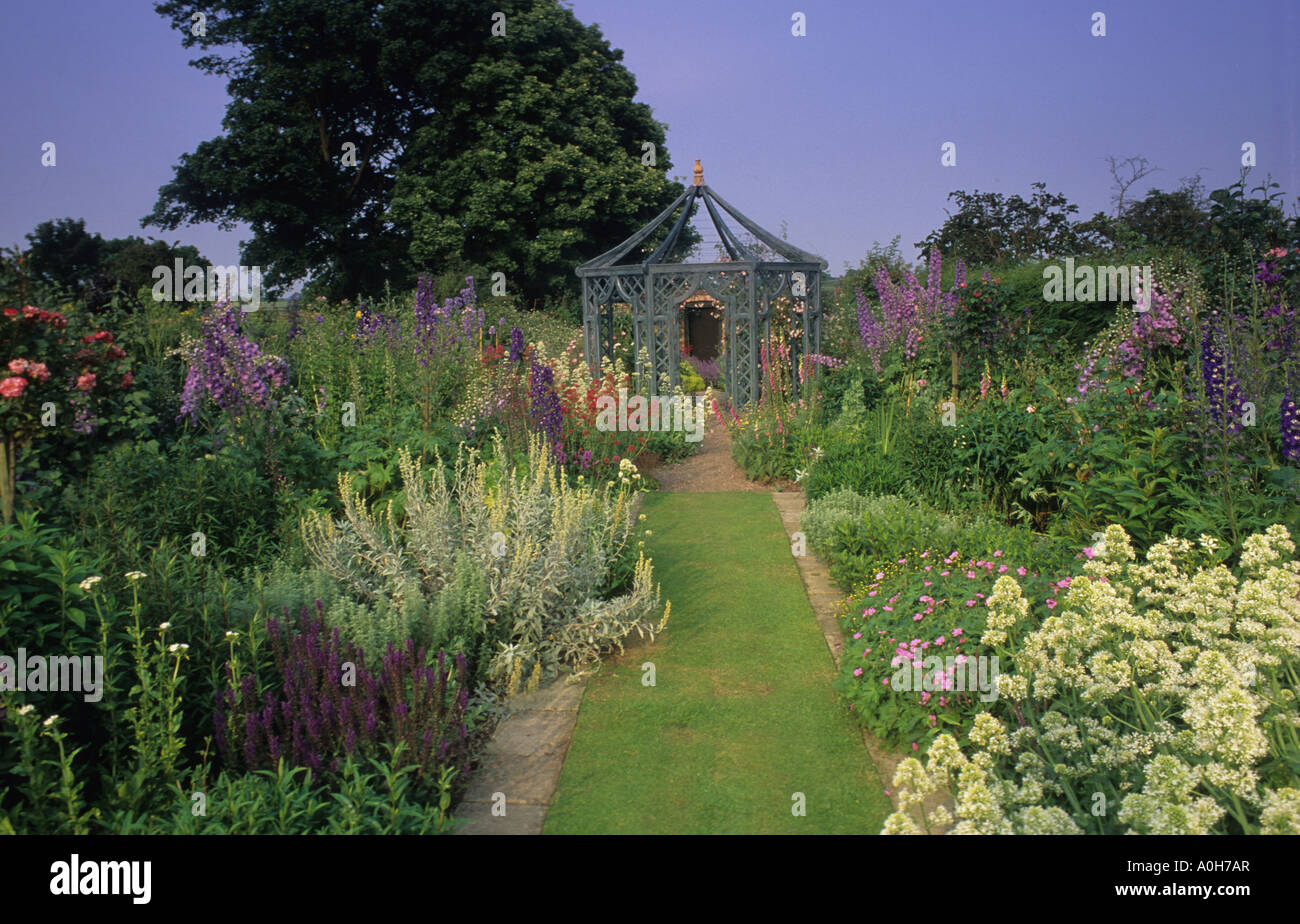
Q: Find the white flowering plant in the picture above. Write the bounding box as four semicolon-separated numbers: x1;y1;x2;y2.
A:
884;523;1300;835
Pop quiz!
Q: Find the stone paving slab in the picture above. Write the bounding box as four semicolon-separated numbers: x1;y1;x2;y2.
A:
452;678;586;835
453;802;550;836
452;496;647;835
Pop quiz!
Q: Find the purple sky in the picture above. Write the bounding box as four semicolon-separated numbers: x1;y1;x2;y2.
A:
3;0;1297;278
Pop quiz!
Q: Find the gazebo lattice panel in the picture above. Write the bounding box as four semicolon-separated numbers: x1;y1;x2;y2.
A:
576;161;827;407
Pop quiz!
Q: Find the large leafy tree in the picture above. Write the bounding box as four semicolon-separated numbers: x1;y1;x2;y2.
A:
390;1;691;301
917;182;1085;265
147;0;687;302
24;218;104;298
18;218;204;310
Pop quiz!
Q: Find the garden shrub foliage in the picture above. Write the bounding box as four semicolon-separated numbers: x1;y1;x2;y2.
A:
301;433;666;687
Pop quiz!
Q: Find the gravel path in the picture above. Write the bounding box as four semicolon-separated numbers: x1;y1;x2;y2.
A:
648;391;797;493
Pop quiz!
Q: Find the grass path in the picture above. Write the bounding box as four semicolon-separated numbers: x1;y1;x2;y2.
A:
543;491;890;834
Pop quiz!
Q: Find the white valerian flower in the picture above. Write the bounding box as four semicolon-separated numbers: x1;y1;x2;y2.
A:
43;715;59;727
794;468;807;483
167;643;190;654
880;811;922;835
809;446;823;460
16;704;35;716
78;576;103;593
225;630;240;639
125;571;148;582
158;622;172;631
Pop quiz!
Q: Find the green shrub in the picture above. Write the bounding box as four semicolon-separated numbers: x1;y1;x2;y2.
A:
64;435;287;573
801;493;962;587
803;407;908;501
109;751;456;835
301;434;665;688
679;360;706;393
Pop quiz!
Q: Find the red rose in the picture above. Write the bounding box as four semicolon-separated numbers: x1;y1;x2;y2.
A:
120;372;134;388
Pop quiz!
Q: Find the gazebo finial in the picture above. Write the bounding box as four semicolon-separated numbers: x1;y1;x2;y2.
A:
692;159;703;187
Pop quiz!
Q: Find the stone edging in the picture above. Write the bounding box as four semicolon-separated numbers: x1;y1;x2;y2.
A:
770;491;953;833
451;494;647;834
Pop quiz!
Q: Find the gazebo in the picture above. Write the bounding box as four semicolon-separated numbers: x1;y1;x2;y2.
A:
576;161;827;407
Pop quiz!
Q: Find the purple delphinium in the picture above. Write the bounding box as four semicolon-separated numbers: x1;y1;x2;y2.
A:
868;252;963;364
1201;323;1246;437
414;275;481;365
354;301;400;347
508;326;526;363
528;359;563;451
68;391;97;435
178;302;289;424
1114;283;1183;379
1281;390;1300;464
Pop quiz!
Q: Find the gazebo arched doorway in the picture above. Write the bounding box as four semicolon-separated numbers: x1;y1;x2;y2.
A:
682;295;723;362
576;160;827;407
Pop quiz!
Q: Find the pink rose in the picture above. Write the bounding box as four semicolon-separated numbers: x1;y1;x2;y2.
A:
76;373;97;392
28;362;50;382
0;376;28;398
7;358;28;374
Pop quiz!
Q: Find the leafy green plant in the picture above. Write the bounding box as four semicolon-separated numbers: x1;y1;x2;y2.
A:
302;434;665;687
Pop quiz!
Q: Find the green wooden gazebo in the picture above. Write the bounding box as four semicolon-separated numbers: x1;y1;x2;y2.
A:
576;161;827;407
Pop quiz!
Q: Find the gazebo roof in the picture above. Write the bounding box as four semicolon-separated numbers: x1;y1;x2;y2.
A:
576;160;828;274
